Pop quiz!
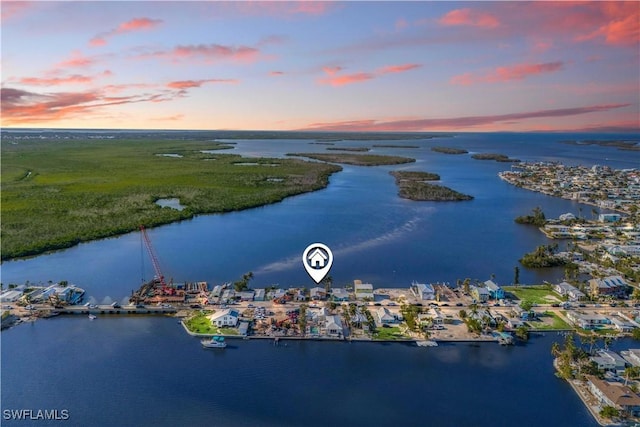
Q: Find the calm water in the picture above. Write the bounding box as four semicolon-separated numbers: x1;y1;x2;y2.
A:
2;132;638;302
1;316;603;427
1;131;639;426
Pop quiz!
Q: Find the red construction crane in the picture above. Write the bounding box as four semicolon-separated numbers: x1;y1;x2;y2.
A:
140;225;173;294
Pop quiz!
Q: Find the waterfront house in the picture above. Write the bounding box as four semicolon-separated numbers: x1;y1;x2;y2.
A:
470;285;490;303
553;282;587;301
586;375;640;417
310;287;326;300
209;309;239;327
484;280;504;300
427;308;444;325
324;315;344;337
331;288;350;302
609;316;636;332
566;311;611;330
221;289;236;303
621;349;640;367
354;280;374;300
590;350;628;373
507;318;524;329
589;275;628;299
599;213;623;223
253;289;265;301
375;307;396;325
238;290;255;301
411;282;435;300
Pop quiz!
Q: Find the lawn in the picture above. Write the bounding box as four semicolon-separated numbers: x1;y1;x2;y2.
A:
526;311;573;330
1;138;341;260
503;286;563;305
373;326;407;340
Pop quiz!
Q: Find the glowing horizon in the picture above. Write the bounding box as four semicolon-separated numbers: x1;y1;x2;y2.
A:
2;1;639;133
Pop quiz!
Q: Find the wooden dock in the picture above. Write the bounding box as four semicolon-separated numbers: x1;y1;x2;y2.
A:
54;305;177;316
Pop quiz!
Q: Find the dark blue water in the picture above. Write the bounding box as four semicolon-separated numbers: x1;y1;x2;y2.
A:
1;316;601;427
2;133;637;303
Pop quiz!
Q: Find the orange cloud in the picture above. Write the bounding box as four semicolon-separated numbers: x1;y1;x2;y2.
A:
90;17;163;47
56;52;96;68
319;63;421;86
301;104;631;131
319;72;374;87
439;8;499;29
451;61;564;85
166;79;238;89
378;63;421;75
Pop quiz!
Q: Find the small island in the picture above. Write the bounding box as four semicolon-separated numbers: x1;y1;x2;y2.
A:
431;146;468;154
389;171;473;201
559;139;640;151
471;153;521;162
287;152;415;166
325;147;370;152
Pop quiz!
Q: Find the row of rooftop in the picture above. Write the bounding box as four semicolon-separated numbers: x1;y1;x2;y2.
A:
499;162;640;216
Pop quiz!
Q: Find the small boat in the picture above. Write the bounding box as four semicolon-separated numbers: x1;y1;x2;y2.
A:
88;314;97;320
201;336;226;348
416;340;438;347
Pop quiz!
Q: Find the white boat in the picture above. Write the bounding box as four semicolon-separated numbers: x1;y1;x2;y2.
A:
88;314;97;320
416;340;438;347
201;336;226;348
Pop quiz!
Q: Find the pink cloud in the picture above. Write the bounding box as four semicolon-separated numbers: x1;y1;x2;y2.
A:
439;8;499;29
166;79;238;89
378;63;422;75
1;1;32;22
18;74;95;86
232;1;336;17
90;17;163;47
451;61;564;85
300;103;631;132
146;43;261;63
56;52;96;68
319;72;374;87
319;63;421;86
269;71;285;76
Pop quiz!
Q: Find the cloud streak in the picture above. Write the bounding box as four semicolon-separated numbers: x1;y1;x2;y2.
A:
301;104;631;132
319;63;421;86
451;61;564;85
166;79;238;89
439;8;500;29
142;43;261;63
90;17;163;47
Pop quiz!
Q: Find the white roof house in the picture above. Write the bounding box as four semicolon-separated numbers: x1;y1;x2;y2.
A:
354;280;374;300
324;315;344;337
209;309;239;327
375;307;396;325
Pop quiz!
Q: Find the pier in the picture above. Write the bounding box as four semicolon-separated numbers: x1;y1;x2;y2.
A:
53;305;177;316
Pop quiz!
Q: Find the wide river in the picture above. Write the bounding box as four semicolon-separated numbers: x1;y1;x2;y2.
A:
1;131;638;426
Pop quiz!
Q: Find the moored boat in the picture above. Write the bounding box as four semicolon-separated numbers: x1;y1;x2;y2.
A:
416;340;438;347
201;336;226;348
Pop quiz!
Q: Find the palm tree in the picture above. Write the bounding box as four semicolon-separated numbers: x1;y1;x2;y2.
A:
551;341;561;358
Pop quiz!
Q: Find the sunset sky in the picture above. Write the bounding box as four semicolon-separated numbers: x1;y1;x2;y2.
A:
2;1;639;132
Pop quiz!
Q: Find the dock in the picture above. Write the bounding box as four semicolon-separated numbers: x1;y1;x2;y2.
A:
54;305;177;316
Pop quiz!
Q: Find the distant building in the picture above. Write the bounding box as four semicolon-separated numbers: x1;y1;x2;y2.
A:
375;307;397;325
483;280;504;300
253;289;265;301
331;288;350;302
238;290;255;301
589;275;628;299
309;287;326;301
470;285;490;303
553;281;587;301
599;213;622;223
590;349;628;372
411;282;435;301
566;311;611;330
354;280;374;300
621;349;640;367
587;375;640;417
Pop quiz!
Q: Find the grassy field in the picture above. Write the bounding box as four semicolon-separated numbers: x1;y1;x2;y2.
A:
373;326;407;340
526;311;573;330
183;311;239;335
503;286;563;304
287;152;415;166
1;138;341;260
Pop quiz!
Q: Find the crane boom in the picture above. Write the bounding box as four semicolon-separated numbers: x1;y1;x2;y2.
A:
140;225;166;287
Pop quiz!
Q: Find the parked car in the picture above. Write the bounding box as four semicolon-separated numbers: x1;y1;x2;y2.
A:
456;303;464;307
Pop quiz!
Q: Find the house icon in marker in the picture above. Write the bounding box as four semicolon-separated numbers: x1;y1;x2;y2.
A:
307;248;328;268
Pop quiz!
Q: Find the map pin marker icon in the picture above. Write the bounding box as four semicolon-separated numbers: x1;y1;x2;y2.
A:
302;243;333;284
